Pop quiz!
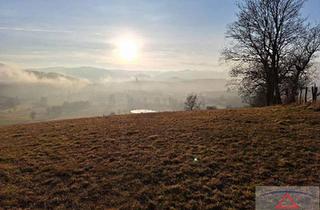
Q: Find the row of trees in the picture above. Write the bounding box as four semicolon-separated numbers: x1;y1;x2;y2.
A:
224;0;320;106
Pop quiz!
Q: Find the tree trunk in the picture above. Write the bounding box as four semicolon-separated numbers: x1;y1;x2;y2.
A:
305;87;308;103
288;73;301;103
275;83;282;104
273;56;282;104
288;85;298;103
265;72;274;106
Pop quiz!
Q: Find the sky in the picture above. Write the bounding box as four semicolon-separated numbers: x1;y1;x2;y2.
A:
0;0;319;71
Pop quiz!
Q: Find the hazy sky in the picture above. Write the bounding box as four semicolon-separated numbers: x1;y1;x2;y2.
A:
0;0;319;71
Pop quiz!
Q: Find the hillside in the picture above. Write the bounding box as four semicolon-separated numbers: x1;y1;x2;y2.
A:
0;106;319;209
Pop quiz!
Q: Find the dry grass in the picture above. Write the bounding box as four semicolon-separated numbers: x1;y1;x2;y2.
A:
308;101;320;112
0;106;319;209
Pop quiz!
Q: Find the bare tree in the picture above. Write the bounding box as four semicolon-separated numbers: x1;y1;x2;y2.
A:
224;0;319;106
184;94;201;111
282;25;320;102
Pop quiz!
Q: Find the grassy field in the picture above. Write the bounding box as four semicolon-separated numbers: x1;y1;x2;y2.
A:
0;105;319;209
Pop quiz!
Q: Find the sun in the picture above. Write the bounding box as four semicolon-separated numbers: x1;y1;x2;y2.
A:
116;38;140;62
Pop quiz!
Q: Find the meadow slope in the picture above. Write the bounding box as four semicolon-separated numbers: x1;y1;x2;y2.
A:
0;106;319;209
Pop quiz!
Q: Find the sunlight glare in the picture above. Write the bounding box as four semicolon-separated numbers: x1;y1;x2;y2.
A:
116;37;141;62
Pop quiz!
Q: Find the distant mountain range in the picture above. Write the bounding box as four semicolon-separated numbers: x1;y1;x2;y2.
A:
25;70;80;82
0;63;87;85
26;66;229;82
3;62;319;85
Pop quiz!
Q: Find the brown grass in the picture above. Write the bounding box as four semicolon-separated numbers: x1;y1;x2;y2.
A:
308;101;320;112
0;106;319;209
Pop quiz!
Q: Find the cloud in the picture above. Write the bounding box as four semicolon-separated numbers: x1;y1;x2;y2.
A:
0;26;73;34
0;63;89;88
180;61;220;68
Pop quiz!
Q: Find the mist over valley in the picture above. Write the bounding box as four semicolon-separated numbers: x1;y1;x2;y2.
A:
0;63;243;125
